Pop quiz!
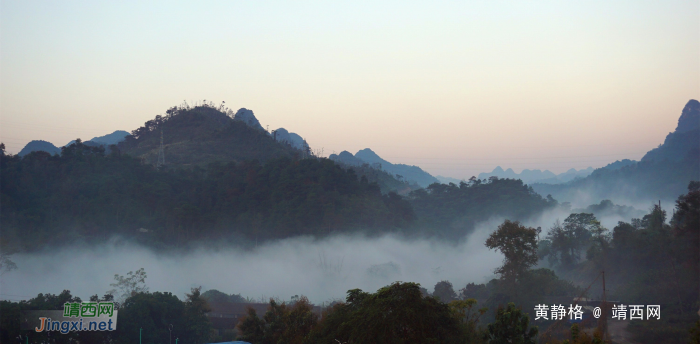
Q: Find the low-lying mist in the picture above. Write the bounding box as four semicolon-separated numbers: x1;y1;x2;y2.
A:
2;222;506;304
1;199;654;305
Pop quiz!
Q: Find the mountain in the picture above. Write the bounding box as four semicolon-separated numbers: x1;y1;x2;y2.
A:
64;130;130;147
330;148;439;188
571;199;646;221
327;150;419;194
233;108;265;131
18;140;61;157
118;105;297;167
531;99;700;204
273;128;308;151
330;151;366;166
601;159;637;171
477;166;592;185
641;99;699;163
435;175;463;184
233;109;310;152
88;130;130;145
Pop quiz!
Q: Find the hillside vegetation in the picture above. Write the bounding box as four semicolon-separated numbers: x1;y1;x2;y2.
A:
119;103;298;167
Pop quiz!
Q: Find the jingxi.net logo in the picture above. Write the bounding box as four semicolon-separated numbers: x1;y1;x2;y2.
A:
21;302;118;334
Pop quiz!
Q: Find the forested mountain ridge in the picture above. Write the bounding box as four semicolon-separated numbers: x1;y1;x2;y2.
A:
330;148;439;187
531;99;700;203
118;103;299;167
0;143;415;252
409;178;556;239
1;146;555;251
641;99;699;163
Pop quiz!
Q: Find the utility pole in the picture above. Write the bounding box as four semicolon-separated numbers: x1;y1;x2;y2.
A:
601;271;609;342
157;129;165;169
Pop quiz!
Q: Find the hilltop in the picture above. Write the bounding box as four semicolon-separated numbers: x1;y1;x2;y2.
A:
17;140;61;157
118;104;299;167
641;99;700;163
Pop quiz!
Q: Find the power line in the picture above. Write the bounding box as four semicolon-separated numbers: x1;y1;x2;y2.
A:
157;129;165;168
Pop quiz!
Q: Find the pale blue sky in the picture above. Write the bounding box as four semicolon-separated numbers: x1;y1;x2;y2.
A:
1;1;698;178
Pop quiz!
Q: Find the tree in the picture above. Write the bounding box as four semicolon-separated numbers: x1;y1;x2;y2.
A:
184;287;212;344
237;296;317;344
201;289;247;304
0;246;17;277
544;214;597;268
116;291;187;344
485;220;538;288
449;299;488;343
305;282;466;344
107;268;148;306
486;302;538;344
459;282;490;300
1;291;84;344
672;181;699;275
237;307;266;343
433;280;458;303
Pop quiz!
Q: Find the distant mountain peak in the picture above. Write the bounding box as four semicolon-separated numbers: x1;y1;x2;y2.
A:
355;148;389;166
90;130;130;145
676;99;700;133
337;151;355;159
272;127;308;150
233;108;265;131
478;166;589;185
329;150;366;167
18;140;61;157
356;148;382;159
641;99;700;162
64;130;130;147
329;148;438;187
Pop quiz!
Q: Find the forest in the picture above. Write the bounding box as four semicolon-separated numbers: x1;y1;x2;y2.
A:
1;183;697;343
0;138;554;251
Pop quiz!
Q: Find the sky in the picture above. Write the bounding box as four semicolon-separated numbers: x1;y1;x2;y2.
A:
1;1;698;178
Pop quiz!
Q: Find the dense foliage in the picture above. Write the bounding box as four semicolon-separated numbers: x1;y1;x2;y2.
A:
532;156;699;204
302;282;471;344
534;182;699;343
486;220;539;296
0;288;209;344
119;103;298;166
0;143;414;251
408;178;556;239
1;140;559;251
237;297;318;344
486;302;538;344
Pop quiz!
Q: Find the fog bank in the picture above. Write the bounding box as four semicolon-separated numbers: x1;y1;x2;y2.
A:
1;221;506;304
1;199;656;304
